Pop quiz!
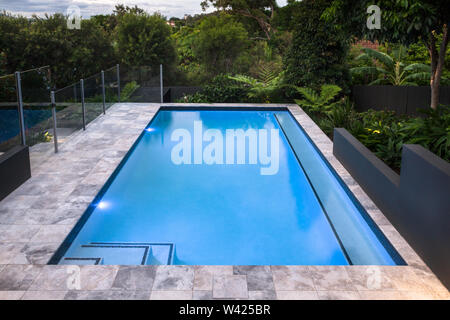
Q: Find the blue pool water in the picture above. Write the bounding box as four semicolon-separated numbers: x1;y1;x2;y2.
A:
53;109;403;266
0;108;52;143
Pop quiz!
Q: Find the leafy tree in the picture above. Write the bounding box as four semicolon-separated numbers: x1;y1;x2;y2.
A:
116;12;176;68
201;0;278;40
350;47;433;85
283;0;351;93
0;13;116;87
0;13;32;72
324;0;450;109
191;15;249;75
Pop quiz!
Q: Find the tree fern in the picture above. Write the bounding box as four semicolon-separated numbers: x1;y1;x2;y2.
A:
294;85;342;114
229;63;286;102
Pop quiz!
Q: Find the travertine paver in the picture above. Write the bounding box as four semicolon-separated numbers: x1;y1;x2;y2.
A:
213;275;248;299
153;265;195;291
0;103;448;300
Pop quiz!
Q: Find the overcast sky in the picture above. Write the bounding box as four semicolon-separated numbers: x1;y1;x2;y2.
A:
0;0;288;19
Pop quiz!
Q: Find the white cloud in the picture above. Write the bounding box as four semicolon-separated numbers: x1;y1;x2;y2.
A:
1;0;288;19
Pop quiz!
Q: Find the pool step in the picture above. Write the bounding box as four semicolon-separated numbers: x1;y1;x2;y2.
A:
61;242;174;265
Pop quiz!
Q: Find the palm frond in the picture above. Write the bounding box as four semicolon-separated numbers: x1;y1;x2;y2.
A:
404;72;430;82
404;63;431;73
361;48;394;70
368;78;385;85
350;66;379;75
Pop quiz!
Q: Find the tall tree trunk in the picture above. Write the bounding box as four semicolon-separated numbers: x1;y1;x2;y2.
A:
429;24;449;110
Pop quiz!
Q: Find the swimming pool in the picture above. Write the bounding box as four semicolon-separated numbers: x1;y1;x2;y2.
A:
51;108;404;266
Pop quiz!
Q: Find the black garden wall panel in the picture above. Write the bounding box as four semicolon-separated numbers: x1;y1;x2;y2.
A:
333;128;450;289
0;145;31;201
353;85;450;115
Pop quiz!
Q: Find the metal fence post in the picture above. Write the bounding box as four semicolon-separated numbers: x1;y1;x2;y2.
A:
116;64;120;102
80;79;86;130
50;91;58;153
160;64;163;103
14;71;26;146
101;70;106;114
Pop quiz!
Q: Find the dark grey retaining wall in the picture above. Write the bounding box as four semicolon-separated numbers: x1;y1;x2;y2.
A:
0;145;31;201
333;128;450;289
353;85;450;115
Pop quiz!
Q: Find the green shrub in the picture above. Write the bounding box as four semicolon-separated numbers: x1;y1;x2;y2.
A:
296;85;450;170
179;75;251;103
121;81;140;101
294;85;342;115
283;0;351;94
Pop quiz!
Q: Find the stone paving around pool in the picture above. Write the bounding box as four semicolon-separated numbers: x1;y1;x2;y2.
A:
0;103;448;300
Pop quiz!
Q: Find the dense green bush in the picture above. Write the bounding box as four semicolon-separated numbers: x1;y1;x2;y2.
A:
283;0;351;94
298;85;450;170
178;75;251;103
117;13;176;68
191;14;249;75
0;13;116;88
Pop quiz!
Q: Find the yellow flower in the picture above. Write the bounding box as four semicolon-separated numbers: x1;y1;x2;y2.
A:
373;130;381;134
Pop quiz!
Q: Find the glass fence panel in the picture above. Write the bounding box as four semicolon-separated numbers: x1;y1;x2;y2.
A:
104;66;119;110
0;73;20;154
83;73;104;126
54;82;83;144
162;65;202;103
120;65;159;102
20;67;53;148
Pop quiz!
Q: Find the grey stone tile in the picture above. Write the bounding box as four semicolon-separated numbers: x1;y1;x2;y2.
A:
29;265;73;291
150;290;193;300
65;290;150;300
112;266;157;291
234;266;274;291
80;173;111;185
0;225;40;242
193;290;213;300
30;225;72;243
30;265;119;291
0;243;25;264
0;195;41;210
30;196;65;210
358;291;407;300
0;265;43;290
346;266;396;291
248;290;276;300
0;209;62;225
410;266;449;292
69;184;102;197
213;275;248;299
194;266;233;290
79;265;120;290
276;291;318;300
271;266;314;291
309;266;356;291
317;291;361;300
11;242;59;264
0;291;25;300
153;266;194;291
22;290;67;300
383;266;433;292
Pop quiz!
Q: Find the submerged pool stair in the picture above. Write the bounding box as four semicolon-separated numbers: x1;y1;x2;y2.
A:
60;242;174;265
